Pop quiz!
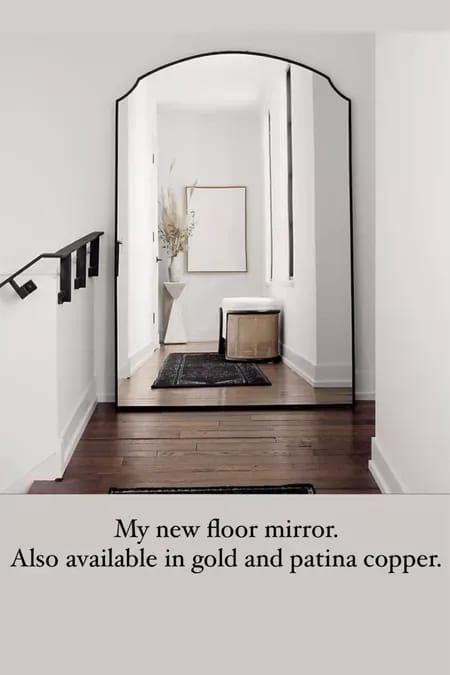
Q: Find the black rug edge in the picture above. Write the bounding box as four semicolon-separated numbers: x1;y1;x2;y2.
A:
151;352;272;389
151;380;272;389
109;484;315;495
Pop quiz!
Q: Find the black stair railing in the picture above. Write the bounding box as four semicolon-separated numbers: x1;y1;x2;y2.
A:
0;232;104;304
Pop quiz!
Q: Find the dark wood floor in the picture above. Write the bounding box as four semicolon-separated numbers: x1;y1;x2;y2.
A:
29;402;379;494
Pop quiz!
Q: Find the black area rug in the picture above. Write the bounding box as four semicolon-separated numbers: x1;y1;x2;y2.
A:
109;484;315;494
151;352;271;389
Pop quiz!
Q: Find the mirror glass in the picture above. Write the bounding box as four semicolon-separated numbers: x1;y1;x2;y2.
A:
186;186;247;272
116;53;353;408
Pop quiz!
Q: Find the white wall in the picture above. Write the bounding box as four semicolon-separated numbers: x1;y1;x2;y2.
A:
0;259;97;492
157;105;265;341
116;98;130;377
0;270;59;492
267;67;352;387
57;262;97;471
123;83;158;375
313;75;352;384
290;69;317;367
265;67;318;379
0;33;375;400
127;85;154;362
264;72;290;284
371;33;450;493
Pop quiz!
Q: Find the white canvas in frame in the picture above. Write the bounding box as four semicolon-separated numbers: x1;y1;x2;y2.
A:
186;186;247;272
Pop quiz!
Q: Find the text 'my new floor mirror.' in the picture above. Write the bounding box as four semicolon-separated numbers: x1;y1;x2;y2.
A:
115;52;354;410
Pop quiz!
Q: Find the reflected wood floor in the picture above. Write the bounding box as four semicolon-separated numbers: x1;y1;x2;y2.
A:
118;342;352;407
29;402;379;494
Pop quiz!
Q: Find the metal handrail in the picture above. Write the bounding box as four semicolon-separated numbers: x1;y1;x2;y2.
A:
0;231;104;304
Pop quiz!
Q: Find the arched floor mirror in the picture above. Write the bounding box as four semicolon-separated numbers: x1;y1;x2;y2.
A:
114;51;354;410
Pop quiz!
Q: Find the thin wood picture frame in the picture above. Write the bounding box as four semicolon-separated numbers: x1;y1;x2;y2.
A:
185;185;248;273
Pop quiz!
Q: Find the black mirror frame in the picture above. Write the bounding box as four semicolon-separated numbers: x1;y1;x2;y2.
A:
113;50;355;411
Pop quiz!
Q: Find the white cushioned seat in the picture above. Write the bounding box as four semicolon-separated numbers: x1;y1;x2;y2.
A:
221;296;281;311
221;297;281;338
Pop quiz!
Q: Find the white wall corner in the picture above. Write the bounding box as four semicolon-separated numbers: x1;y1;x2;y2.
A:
95;371;115;403
315;361;353;388
187;336;218;343
2;452;59;494
355;391;375;401
281;344;315;384
355;367;375;401
59;379;97;475
282;344;352;388
97;392;116;403
369;437;406;494
119;341;157;380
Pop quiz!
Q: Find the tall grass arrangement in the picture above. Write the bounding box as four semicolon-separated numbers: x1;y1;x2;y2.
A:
159;184;196;259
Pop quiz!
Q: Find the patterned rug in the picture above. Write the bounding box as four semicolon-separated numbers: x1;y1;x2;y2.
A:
151;352;271;388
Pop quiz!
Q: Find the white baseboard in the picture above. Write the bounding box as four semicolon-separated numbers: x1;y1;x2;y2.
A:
187;337;218;343
355;392;375;401
354;368;375;400
3;452;59;494
97;393;115;403
3;382;97;493
369;437;406;494
2;382;97;494
59;380;97;475
118;342;157;380
282;347;316;385
282;345;352;388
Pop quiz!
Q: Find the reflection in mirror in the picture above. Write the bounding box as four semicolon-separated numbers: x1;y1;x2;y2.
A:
186;186;247;272
116;53;353;408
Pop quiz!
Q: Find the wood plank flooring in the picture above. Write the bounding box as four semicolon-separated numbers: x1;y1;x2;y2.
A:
118;342;352;407
29;402;379;494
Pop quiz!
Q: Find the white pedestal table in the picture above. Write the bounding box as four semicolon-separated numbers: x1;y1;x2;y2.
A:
164;281;187;344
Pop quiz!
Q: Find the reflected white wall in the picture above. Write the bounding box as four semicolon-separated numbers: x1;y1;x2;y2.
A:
157;105;265;341
313;75;352;382
117;83;159;379
117;54;352;389
267;66;352;387
263;73;289;282
289;67;317;368
116;99;129;377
